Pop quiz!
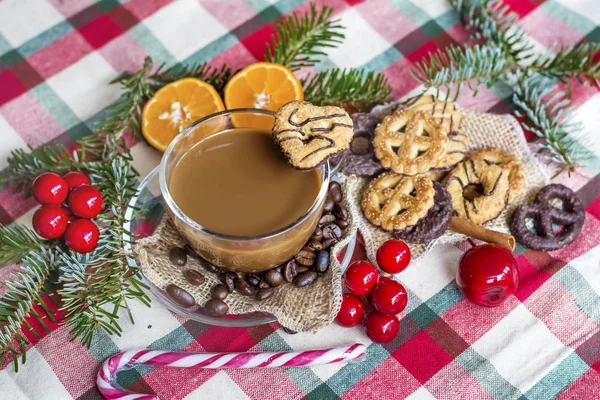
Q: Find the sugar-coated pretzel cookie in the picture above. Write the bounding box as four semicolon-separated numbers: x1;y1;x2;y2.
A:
273;101;354;170
468;147;524;203
395;182;452;243
361;172;436;231
510;184;585;251
444;159;510;225
374;110;449;175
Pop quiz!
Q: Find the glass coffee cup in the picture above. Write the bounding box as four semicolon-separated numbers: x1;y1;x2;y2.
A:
159;109;330;273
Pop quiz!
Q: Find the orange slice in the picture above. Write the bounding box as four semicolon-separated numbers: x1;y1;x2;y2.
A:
142;78;225;152
224;62;304;129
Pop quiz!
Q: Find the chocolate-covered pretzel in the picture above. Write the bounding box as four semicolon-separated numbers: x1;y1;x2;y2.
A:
510;184;585;251
395;182;452;243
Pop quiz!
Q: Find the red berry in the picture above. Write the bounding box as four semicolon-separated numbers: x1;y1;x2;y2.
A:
68;185;103;218
370;277;408;315
32;205;69;239
363;311;400;344
65;219;100;253
32;172;68;205
63;171;90;190
344;261;379;295
376;240;411;274
456;244;519;308
336;294;365;327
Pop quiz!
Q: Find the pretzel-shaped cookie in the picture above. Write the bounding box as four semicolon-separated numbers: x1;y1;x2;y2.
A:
444;159;510;225
509;184;585;251
361;172;435;231
468;147;524;203
374;110;449;175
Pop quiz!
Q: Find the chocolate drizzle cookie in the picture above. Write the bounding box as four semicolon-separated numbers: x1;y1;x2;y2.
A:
395;182;452;243
361;172;435;231
273;101;354;170
510;184;585;251
444;159;510;225
468;147;524;202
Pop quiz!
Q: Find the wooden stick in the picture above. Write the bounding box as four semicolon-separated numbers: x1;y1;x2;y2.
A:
449;217;516;252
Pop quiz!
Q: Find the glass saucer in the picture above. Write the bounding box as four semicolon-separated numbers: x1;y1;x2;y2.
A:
123;167;357;327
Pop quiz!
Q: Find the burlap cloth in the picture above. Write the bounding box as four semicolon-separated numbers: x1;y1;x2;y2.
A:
135;184;357;333
135;107;548;333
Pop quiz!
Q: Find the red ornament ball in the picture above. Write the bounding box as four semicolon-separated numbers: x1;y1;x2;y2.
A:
456;244;519;308
336;294;365;327
376;240;411;274
63;171;91;190
32;205;69;239
363;311;400;344
370;277;408;315
68;185;103;218
344;261;379;295
65;219;100;253
32;172;68;205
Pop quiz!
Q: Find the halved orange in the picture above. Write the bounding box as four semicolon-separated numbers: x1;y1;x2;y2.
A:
142;78;225;152
224;62;304;129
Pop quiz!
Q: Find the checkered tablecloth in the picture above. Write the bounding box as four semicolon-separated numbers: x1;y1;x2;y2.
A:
1;0;600;399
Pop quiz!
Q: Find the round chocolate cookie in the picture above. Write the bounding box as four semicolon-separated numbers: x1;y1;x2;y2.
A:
510;184;585;251
332;113;384;177
394;182;452;243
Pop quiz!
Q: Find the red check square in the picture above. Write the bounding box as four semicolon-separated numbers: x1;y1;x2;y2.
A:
79;15;125;49
514;253;554;302
196;327;257;353
241;24;277;61
0;70;26;106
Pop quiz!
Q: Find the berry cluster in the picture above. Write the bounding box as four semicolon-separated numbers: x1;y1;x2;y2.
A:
336;240;411;344
31;172;103;253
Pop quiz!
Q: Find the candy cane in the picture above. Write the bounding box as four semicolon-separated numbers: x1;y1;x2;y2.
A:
97;343;366;400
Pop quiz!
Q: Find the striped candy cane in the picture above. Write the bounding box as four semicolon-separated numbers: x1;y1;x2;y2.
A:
97;343;366;399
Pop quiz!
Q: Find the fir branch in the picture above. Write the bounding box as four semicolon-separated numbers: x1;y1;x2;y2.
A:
411;44;510;100
148;62;233;95
265;2;344;71
512;75;581;175
0;225;44;268
302;69;392;112
0;249;57;371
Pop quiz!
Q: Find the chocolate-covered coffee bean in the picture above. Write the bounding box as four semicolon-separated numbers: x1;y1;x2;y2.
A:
297;265;310;273
314;250;330;273
211;284;228;300
258;279;271;289
335;219;349;230
168;247;187;266
294;271;318;287
323;196;335;213
245;273;261;288
283;260;298;283
318;214;336;227
305;239;324;251
322;223;342;241
322;238;337;249
256;288;274;301
220;272;237;293
166;284;195;307
235;277;257;296
311;228;323;241
200;260;222;274
264;269;284;287
333;203;348;221
205;299;228;317
184;269;205;286
296;249;316;266
328;181;342;203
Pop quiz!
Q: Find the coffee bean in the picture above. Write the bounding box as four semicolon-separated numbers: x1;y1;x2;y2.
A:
220;272;237;293
211;284;228;300
283;260;298;283
329;181;342;203
314;250;330;273
323;197;335;213
297;265;310;273
165;284;195;307
335;219;349;230
295;249;316;266
318;214;336;226
256;288;274;301
205;299;228;317
183;244;199;258
282;327;297;335
168;247;187;266
351;136;370;155
322;238;337;249
322;223;343;241
311;228;323;241
184;269;205;286
264;269;283;287
333;203;348;221
294;271;318;287
200;260;222;274
245;273;261;288
305;239;324;251
258;279;271;289
235;277;257;296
